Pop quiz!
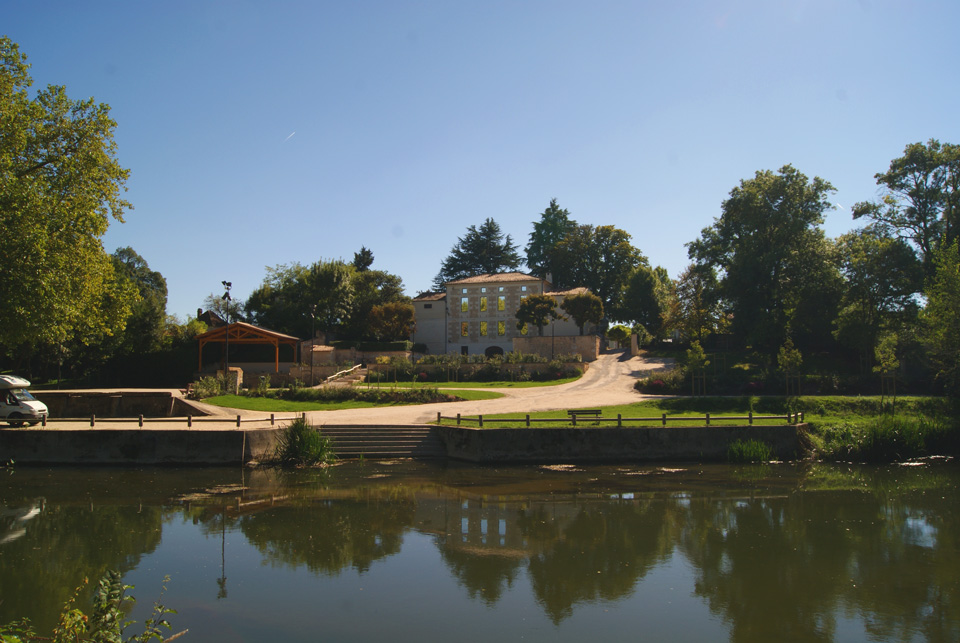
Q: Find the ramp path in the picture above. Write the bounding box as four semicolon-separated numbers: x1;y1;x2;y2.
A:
302;349;671;426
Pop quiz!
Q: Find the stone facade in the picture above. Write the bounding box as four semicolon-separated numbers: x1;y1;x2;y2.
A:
412;272;599;359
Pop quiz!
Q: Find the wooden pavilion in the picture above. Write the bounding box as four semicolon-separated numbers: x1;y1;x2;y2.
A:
196;322;300;372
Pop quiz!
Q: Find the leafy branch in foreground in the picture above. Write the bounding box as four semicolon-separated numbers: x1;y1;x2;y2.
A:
0;570;185;643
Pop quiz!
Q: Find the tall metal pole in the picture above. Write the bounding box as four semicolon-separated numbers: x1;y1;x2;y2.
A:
310;304;316;386
221;281;232;387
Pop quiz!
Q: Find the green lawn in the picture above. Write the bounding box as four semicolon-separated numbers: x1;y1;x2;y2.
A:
360;375;580;389
203;388;503;412
461;396;953;429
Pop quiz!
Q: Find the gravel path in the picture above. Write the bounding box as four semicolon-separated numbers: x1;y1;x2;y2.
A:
302;349;673;425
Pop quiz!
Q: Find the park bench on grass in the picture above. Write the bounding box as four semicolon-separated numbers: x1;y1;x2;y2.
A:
567;409;602;423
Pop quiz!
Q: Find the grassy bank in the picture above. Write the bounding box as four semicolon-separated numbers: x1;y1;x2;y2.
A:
206;388;502;412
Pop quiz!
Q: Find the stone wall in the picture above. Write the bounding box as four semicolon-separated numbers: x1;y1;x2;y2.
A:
35;391;178;418
436;424;807;463
0;428;282;465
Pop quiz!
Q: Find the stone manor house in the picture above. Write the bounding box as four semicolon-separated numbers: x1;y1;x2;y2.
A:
411;272;600;360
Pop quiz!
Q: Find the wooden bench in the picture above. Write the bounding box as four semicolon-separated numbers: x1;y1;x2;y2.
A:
567;409;602;422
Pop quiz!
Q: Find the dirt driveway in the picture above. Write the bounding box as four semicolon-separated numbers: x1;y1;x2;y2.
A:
303;349;673;425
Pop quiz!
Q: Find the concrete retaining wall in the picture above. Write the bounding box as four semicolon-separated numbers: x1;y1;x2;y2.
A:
436;424;807;463
0;428;281;465
35;391;179;418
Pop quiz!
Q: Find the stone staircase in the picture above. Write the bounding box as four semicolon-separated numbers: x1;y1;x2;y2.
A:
318;425;447;459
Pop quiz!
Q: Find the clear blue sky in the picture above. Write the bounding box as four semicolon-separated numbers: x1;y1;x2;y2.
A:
6;1;959;320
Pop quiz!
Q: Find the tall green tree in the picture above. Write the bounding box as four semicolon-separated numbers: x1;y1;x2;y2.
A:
552;224;643;316
618;264;672;341
434;218;522;288
560;292;604;336
0;36;135;360
109;247;168;355
367;302;416;341
688;165;840;351
853;139;960;276
352;246;374;271
247;259;407;340
668;264;725;344
833;225;922;369
516;294;564;336
922;241;960;396
525;198;577;280
341;250;408;339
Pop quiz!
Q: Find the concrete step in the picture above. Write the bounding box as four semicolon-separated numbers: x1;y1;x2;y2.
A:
316;425;445;459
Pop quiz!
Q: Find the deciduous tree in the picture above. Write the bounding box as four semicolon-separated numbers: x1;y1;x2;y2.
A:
515;294;564;336
552;224;642;315
618;265;672;341
922;241;960;396
852;139;960;276
833;226;922;369
367;302;416;341
688;165;839;351
560;292;603;335
110;247;168;355
668;264;725;344
0;36;135;359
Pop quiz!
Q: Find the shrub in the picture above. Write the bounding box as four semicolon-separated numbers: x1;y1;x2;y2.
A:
504;352;548;364
728;439;774;463
274;415;335;466
0;570;181;643
189;374;225;400
277;385;454;405
817;414;956;462
635;367;685;394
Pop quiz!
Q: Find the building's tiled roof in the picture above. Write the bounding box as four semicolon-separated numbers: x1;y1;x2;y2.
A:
413;291;446;302
547;286;591;296
445;272;541;285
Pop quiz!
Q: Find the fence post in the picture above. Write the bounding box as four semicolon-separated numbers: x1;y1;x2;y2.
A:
138;414;143;428
236;415;241;427
271;413;275;426
437;412;441;424
479;415;483;428
661;413;666;427
526;414;530;427
571;414;577;427
187;415;192;428
42;416;46;427
749;411;753;425
617;413;622;428
706;413;710;426
457;413;461;426
800;411;804;423
91;414;95;428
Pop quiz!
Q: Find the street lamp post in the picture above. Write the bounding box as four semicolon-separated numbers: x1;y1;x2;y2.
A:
221;281;232;390
310;304;316;386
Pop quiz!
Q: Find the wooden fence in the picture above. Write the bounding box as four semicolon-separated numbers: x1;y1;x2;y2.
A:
33;414;300;428
436;411;805;428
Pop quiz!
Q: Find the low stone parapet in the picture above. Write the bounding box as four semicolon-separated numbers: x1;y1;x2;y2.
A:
436;424;807;463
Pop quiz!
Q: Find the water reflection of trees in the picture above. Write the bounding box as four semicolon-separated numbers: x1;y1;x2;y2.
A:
678;484;960;643
526;501;673;624
0;503;163;632
3;463;958;640
239;498;415;575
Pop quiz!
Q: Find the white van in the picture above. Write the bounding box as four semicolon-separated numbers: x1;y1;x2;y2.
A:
0;375;49;427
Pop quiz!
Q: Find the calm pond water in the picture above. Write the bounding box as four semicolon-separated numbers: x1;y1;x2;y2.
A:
1;460;958;642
